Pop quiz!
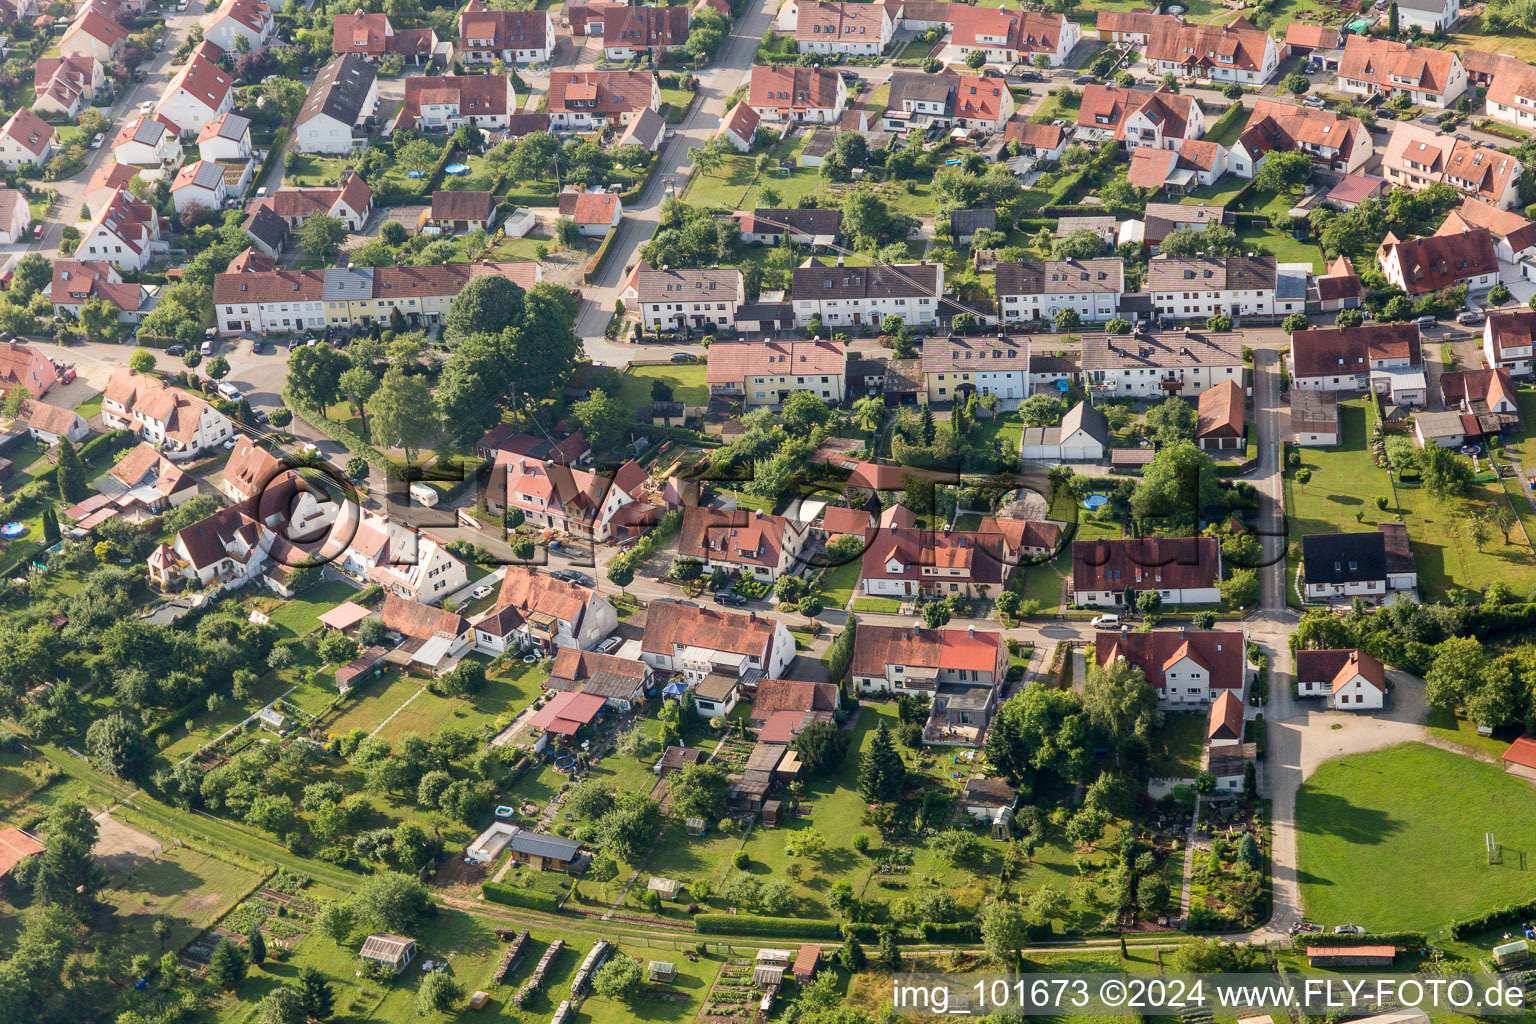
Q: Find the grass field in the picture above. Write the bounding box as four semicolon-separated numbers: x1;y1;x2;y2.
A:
1296;743;1536;934
1238;225;1324;273
246;580;362;640
1146;711;1208;780
617;363;709;412
817;557;863;610
104;844;267;958
1284;400;1536;602
372;658;546;742
1448;17;1536;64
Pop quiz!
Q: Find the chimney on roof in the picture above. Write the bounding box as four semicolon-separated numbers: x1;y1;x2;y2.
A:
836;255;844;267
967;624;975;638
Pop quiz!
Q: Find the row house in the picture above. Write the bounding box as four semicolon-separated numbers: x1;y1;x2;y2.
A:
213;267;327;333
1094;10;1183;47
859;524;1056;599
1485;311;1536;378
203;0;276;52
637;267;744;331
676;506;810;583
1072;536;1221;607
1082;328;1245;399
102;367;234;457
1336;35;1466;108
1096;628;1247;705
485;454;657;542
548;70;659;130
944;8;1079;68
246;172;374;232
788;0;892;56
50;260;155;325
995;258;1124;326
33;55;105;119
1230;100;1372;179
849;623;1006;750
884;69;1015;134
0;108;54;169
394;74;517;132
458;2;555;64
705;338;846;407
78;189;168;271
1145;17;1280;85
603;4;690;59
640;600;796;692
1145;253;1281;320
157;43;234;137
473;567;617;654
748;65;847;125
790;259;943;328
1378;228;1499;297
1077;84;1203;151
1288;322;1427;405
331;10;439;65
60;4;128;62
920;335;1028;402
295;54;380;155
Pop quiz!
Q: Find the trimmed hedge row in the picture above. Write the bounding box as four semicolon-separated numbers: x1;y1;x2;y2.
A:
1449;901;1536;941
584;226;620;284
482;882;562;914
919;921;979;942
1288;931;1426;950
694;914;842;939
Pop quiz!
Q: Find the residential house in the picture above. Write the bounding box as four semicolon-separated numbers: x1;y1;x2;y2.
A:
1019;400;1110;461
202;0;276;52
295;55;379;155
1326;173;1390;210
737;208;840;246
1208;690;1244;745
1291;388;1341;445
1382;124;1521;209
1142;200;1227;248
104;441;198;513
1077;85;1203;151
1002;119;1068;161
995;259;1124;326
718;100;760;152
790;259;944;327
1145;253;1281;320
17;400;87;445
1300;527;1417;601
1230;99;1373;178
0;189;27;244
222;435;283;503
1196;378;1245;452
1485;311;1536;377
1289;322;1426;404
1144;17;1280;85
428;191;495;234
0;108;53;169
1336;35;1466;108
1312;254;1363;312
547;71;658;130
102;368;233;456
850;623;1006;704
78;189;167;271
1433;365;1521;440
637;267;744;330
1439;198;1536;266
485;454;656;542
949;208;995;245
749;678;840;729
860;525;1040;599
457;2;555;64
944;8;1080;67
170;161;228;214
476;427;590;465
381;593;473;673
212;267;326;333
603;4;689;59
748;65;848;124
112;115;183;175
1484;55;1536;133
616;105;665;151
640;599;796;683
0;342;54;401
1095;627;1247;705
794;0;892;56
705;338;846;406
1378;228;1500;296
473;567;617;654
1127;140;1229;194
246;173;374;232
1081;327;1245;398
196;112;253;163
1296;649;1387;709
1394;0;1459;33
59;5;128;62
545;647;650;711
50;260;155;325
394;74;517;132
1072;536;1221;607
676;506;809;583
1094;10;1182;46
318;510;465;607
147;496;279;591
242;206;289;257
1282;23;1341;58
556;190;622;236
33;55;104;118
920;335;1028;402
316;261;539;332
156;44;234;137
331;10;438;64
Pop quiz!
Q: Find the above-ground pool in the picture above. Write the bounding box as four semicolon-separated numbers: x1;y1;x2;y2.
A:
0;522;25;538
522;654;539;664
444;163;470;175
1082;494;1109;511
495;806;514;818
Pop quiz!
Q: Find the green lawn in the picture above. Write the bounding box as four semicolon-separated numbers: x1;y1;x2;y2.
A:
616;363;709;412
1284;400;1536;602
1182;176;1249;206
372;658;546;743
975;411;1023;463
284;153;354;188
248;579;362;640
1238;225;1324;273
816;557;863;610
1296;743;1536;935
488;231;553;261
102;842;267;960
851;596;902;613
1146;711;1208;779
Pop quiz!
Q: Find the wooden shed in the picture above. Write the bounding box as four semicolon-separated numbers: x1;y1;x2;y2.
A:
761;799;782;827
1305;945;1395;967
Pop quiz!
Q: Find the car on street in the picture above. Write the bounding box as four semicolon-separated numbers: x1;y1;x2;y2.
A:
166;344;185;356
1455;133;1471;141
715;591;748;607
90;133;104;149
551;569;596;588
838;69;859;81
223;438;237;450
1303;95;1327;108
32;224;42;240
1015;70;1045;82
670;352;697;362
138;101;153;116
1073;75;1095;84
1413;315;1438;327
1456;310;1485;325
470;584;492;600
301;443;325;459
1090;613;1121;628
598;636;622;653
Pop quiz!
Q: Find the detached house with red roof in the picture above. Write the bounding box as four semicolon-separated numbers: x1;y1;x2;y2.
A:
793;0;893;56
1096;627;1248;705
1078;85;1203;152
641;599;796;686
1378;228;1499;297
246;173;374;232
1289;323;1427;404
473;567;617;654
546;647;650;711
33;55;104;118
197;112;253;163
1145;17;1279;85
202;0;275;53
1230;99;1372;179
1072;536;1221;608
485;454;657;542
332;10;439;65
314;503;468;605
60;3;129;62
1382;123;1521;210
79;189;168;271
396;75;517;133
381;593;473;674
50;260;155;325
1337;35;1465;108
944;8;1079;68
705;338;846;407
1295;649;1386;711
603;4;690;60
157;43;233;137
548;70;659;130
102;367;233;456
860;525;1024;600
718;100;760;152
1485;311;1536;378
748;65;848;124
677;506;809;583
0;341;55;400
851;623;1005;743
458;0;555;64
556;189;623;236
0;108;54;169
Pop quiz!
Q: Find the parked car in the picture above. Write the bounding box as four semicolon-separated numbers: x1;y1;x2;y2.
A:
1455;133;1471;142
223;437;237;450
1073;75;1095;84
715;591;748;607
138;100;153;116
470;584;492;600
90;133;104;149
199;340;213;355
838;69;859;81
59;367;75;384
1302;95;1327;108
670;352;697;363
1090;613;1121;628
31;224;42;240
166;344;185;356
1456;310;1485;325
551;569;595;588
598;636;622;653
1413;315;1438;327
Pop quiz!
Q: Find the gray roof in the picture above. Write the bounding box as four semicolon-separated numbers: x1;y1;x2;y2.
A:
298;54;377;130
1145;255;1277;293
1394;0;1448;11
751;207;841;236
1060;400;1111;446
1276;264;1309;301
620;105;665;147
950;208;996;236
181;161;225;190
887;69;956;114
133;118;166;144
636;268;741;305
508;827;582;861
995;259;1124;297
792;260;941;301
243;205;289;248
324;266;374;301
1413;409;1467;439
1057;216;1117;237
215;113;251;140
802;129;834;158
1081;331;1245;371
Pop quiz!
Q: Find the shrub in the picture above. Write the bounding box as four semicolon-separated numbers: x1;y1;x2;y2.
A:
694;914;842;938
1375;495;1388;510
1295;468;1311;484
732;851;750;869
482;883;561;913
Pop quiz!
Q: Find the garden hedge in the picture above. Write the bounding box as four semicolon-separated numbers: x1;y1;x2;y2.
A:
1288;931;1426;950
1449;901;1536;941
694;914;842;939
482;883;562;914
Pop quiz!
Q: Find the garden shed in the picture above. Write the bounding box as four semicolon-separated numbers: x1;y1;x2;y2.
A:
1494;938;1529;967
647;876;680;900
648;960;676;982
360;934;417;974
761;799;782;827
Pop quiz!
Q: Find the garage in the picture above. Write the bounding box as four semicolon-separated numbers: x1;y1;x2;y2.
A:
1056;402;1110;462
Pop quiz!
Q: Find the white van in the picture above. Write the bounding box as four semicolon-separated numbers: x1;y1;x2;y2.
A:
217;381;241;402
1090;613;1121;629
409;482;439;507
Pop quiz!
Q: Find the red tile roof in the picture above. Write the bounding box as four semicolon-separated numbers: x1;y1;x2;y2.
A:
1196;379;1244;440
641;600;778;660
749;65;842;112
1208;690;1243;741
851;623;1002;676
548;70;655;116
750;678;839;720
678;506;795;572
1095;628;1245;691
382;593;467;639
1294;648;1386;694
1147;17;1271;74
1502;735;1536;770
1289;323;1421;379
705;339;845;384
399;75;513;128
1073;536;1219;594
605;3;690;49
1338;34;1459;97
1003;119;1064;150
0;107;53;157
556;190;620;225
0;827;44;878
821;505;873;536
1379;228;1499;295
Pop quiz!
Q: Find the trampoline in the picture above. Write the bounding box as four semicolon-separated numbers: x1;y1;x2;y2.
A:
0;523;25;538
1082;494;1109;510
1459;444;1482;456
445;163;470;176
495;805;514;818
554;755;576;773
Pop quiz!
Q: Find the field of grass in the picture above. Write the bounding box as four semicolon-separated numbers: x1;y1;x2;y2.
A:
246;579;362;640
1146;711;1208;780
318;670;426;738
816;557;863;610
1447;17;1536;64
488;230;553;262
1296;743;1536;934
103;844;267;958
1284;400;1536;602
851;596;902;613
284;153;354;188
617;363;709;412
1238;225;1324;273
372;658;546;743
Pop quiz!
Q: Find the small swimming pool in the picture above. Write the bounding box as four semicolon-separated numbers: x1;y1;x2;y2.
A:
444;163;470;176
1082;494;1109;510
495;805;514;818
0;522;25;538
